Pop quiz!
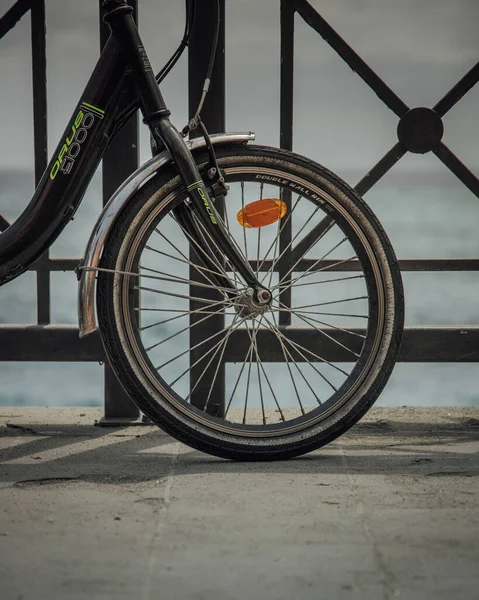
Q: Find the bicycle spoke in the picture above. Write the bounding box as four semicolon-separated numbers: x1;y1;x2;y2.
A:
270;311;322;407
256;193;301;274
254;183;264;278
284;296;368;311
275;274;365;291
242;319;257;424
241;181;249;264
269;312;306;415
145;238;232;286
253;321;267;425
145;302;232;352
277;299;362;357
172;219;236;286
155;314;244;369
282;305;366;340
134;283;234;307
155;221;235;286
221;199;241;287
277;236;348;288
139;264;242;295
140;299;230;332
273;254;359;292
203;314;240;411
262;313;348;382
260;202;323;286
168;316;246;389
276;308;368;318
241;315;286;422
189;209;244;274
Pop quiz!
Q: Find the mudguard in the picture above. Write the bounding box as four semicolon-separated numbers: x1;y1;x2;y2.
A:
78;132;255;337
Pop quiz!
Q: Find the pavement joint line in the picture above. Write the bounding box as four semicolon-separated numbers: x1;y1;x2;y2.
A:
339;441;399;599
142;442;180;600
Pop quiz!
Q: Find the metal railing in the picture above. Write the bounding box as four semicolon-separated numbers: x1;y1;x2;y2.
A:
0;0;478;419
275;0;479;362
0;0;141;423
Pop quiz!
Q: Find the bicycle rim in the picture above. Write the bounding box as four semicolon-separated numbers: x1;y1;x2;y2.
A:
110;159;389;438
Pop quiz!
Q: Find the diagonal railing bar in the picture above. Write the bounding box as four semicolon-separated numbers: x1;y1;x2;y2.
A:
434;61;479;118
291;141;408;263
290;215;333;265
288;0;479;276
433;142;479;199
293;0;409;118
0;215;10;231
354;142;408;196
292;0;479;201
0;0;31;39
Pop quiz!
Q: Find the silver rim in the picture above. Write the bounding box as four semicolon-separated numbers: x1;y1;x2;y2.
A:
114;164;387;436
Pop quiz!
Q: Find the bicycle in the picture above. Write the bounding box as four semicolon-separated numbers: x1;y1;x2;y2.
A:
0;0;404;461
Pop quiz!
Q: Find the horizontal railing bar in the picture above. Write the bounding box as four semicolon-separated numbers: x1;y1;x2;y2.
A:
0;325;478;362
29;258;82;272
25;257;479;275
0;0;30;39
0;326;104;361
248;258;479;272
397;259;479;272
225;326;479;362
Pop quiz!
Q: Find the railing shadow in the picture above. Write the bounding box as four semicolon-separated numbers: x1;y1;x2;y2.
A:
1;416;477;486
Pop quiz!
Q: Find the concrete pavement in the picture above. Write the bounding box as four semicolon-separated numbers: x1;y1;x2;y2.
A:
0;407;478;600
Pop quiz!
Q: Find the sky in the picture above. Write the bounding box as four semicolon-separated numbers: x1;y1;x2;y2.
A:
0;0;478;181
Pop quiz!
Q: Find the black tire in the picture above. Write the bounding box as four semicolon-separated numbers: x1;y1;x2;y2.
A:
97;145;404;461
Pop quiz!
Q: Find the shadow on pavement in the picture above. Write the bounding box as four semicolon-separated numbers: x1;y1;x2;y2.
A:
0;415;477;485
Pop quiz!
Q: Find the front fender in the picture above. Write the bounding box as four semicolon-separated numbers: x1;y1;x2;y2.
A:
78;131;255;337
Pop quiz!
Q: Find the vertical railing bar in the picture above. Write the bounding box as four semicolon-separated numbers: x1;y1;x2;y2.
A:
30;0;50;325
278;0;295;326
280;0;294;153
30;0;48;184
98;0;141;424
188;0;226;415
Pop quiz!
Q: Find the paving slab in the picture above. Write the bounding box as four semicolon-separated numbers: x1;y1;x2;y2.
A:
0;407;478;600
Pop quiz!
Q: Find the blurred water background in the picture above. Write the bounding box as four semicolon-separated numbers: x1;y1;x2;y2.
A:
0;0;478;407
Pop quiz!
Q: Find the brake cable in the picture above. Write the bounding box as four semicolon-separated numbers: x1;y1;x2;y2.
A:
182;0;221;136
113;0;195;134
156;0;195;86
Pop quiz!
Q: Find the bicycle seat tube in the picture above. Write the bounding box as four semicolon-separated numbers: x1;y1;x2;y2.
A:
103;0;269;299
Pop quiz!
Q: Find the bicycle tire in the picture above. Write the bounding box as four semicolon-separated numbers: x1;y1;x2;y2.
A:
97;145;404;460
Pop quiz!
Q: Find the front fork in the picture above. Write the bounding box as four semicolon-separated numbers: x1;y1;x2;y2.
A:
156;120;271;302
104;0;268;301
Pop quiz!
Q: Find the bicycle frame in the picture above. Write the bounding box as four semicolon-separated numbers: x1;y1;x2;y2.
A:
0;0;261;299
0;30;132;285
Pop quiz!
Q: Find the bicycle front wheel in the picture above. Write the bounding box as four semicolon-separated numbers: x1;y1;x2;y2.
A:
97;145;404;460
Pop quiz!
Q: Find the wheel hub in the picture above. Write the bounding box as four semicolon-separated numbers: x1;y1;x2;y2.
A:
234;287;272;319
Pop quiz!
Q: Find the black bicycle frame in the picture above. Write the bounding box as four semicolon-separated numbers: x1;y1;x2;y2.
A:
0;0;262;295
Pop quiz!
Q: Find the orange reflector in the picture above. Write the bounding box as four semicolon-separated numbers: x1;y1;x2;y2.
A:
237;198;287;228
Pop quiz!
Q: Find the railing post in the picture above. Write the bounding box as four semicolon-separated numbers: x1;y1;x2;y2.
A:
278;0;295;326
98;0;141;425
30;0;51;325
188;0;226;415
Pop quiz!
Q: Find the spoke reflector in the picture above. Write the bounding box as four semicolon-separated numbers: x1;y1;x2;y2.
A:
237;198;286;228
